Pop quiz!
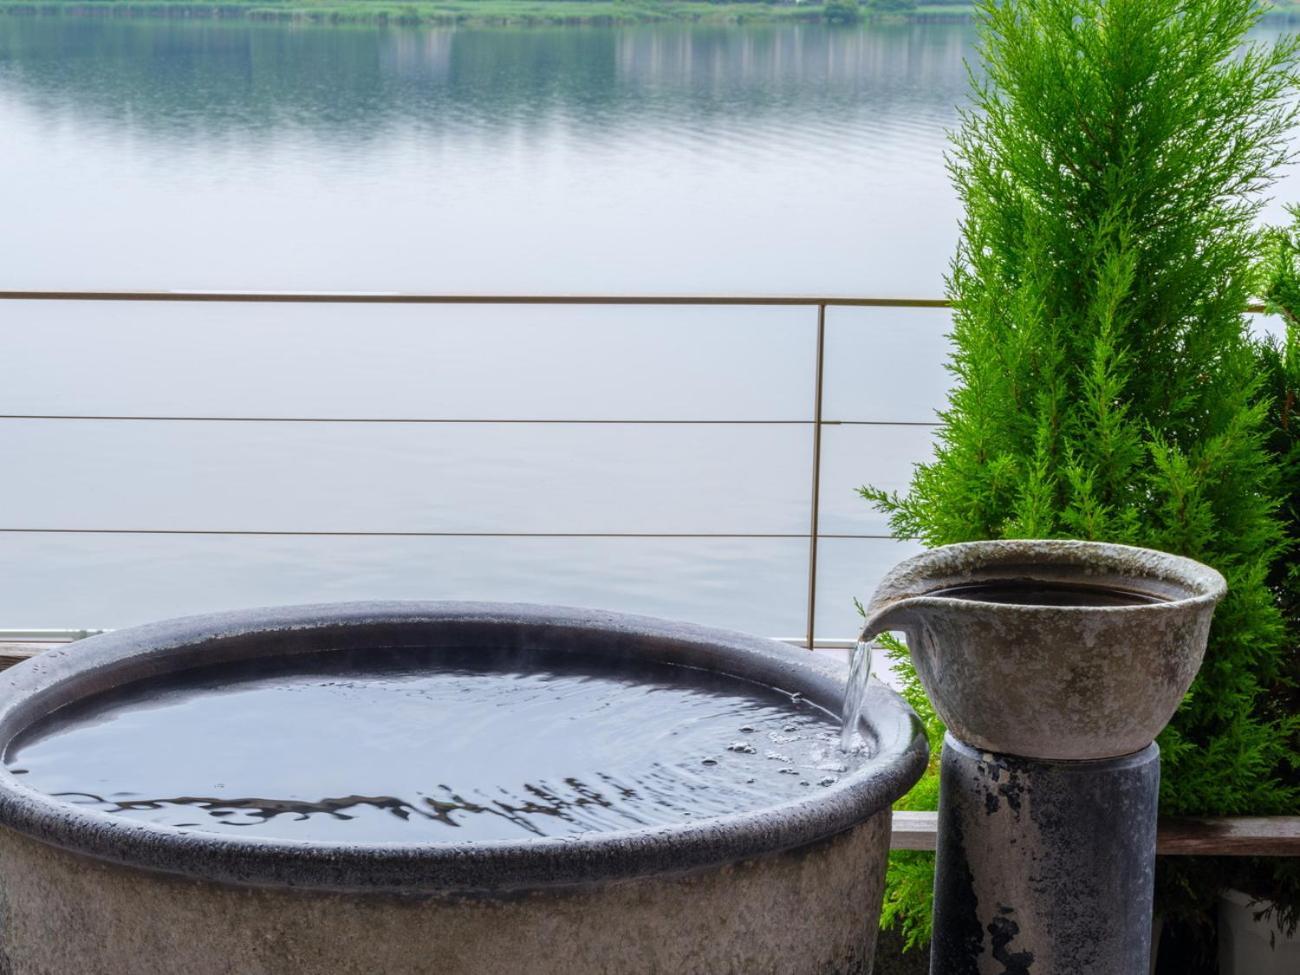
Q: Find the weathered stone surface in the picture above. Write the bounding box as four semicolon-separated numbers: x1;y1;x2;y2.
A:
0;603;929;974
860;540;1225;761
857;540;1221;975
930;737;1160;975
0;814;891;975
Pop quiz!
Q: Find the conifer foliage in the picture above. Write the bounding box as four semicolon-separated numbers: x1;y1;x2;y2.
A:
864;0;1300;947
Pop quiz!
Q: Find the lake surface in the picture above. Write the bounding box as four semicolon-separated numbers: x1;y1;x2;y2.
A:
0;16;1294;640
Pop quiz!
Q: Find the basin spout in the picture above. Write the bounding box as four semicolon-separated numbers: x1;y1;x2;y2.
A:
865;540;1226;975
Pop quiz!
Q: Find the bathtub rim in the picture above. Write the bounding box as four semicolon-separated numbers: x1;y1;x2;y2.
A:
0;602;928;894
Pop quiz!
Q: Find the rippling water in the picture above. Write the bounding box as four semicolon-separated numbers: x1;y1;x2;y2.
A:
8;651;861;840
0;17;1294;637
0;19;971;294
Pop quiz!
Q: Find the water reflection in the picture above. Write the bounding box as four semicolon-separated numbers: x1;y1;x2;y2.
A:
0;17;976;294
0;20;972;142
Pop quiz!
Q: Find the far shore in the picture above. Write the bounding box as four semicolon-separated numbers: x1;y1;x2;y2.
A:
0;1;978;29
2;1;1299;30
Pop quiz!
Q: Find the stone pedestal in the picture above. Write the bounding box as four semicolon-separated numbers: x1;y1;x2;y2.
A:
930;736;1159;974
854;540;1226;975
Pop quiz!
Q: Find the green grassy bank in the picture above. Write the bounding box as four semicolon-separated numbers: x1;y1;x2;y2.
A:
0;0;975;29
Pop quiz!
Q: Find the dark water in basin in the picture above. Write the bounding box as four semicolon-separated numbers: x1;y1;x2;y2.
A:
927;580;1168;608
7;651;863;841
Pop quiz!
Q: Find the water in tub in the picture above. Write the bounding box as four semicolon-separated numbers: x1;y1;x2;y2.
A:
6;649;872;842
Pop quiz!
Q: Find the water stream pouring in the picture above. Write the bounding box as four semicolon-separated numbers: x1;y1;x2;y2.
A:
839;635;874;753
857;540;1225;974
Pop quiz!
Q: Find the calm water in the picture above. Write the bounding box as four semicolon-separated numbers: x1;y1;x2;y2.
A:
925;581;1167;608
0;17;1293;639
8;650;861;840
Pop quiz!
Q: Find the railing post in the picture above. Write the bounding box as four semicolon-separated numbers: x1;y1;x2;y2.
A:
805;303;827;650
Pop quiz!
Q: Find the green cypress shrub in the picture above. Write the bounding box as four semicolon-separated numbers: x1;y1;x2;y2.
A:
1259;213;1300;772
1239;213;1300;939
862;0;1300;953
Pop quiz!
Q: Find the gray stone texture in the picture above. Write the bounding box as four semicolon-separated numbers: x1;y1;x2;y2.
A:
0;603;929;974
0;813;891;975
856;540;1222;975
860;540;1225;761
930;736;1160;975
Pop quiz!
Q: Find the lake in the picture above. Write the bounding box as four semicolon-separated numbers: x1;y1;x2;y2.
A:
0;16;1294;640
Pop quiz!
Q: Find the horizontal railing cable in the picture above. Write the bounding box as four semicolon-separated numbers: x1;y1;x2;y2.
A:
0;527;901;540
0;290;952;308
0;413;942;427
0;290;1270;313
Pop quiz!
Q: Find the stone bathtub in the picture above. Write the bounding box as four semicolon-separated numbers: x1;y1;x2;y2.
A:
0;603;927;974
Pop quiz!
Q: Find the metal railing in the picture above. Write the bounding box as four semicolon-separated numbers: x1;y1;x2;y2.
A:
0;289;937;647
0;289;1276;646
6;291;1297;866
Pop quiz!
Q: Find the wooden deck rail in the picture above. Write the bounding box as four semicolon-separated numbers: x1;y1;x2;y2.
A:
891;811;1300;857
